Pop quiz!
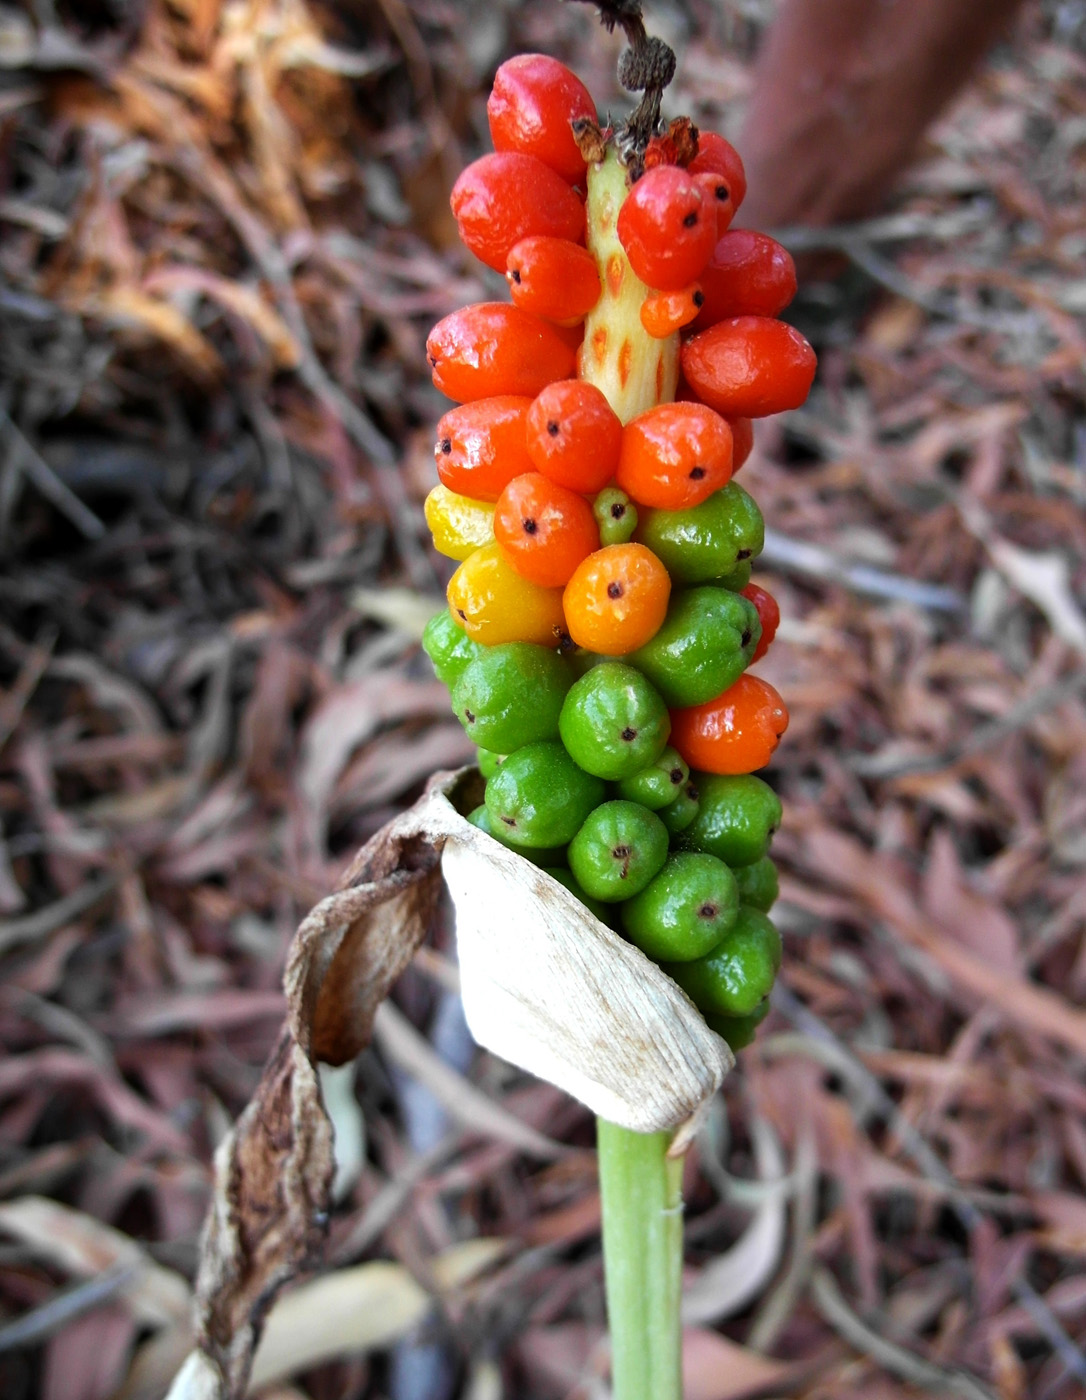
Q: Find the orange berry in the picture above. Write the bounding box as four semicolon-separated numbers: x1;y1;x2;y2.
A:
681;316;816;418
526;379;622;494
435;395;533;501
448;541;567;647
670;675;788;775
427;303;577;403
616;402;733;511
494;473;600;587
640;283;703;338
488;54;596;184
507;236;601;323
563;543;671;655
451;153;585;272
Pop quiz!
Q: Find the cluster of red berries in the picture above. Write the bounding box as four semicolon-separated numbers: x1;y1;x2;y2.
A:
422;52;813;1048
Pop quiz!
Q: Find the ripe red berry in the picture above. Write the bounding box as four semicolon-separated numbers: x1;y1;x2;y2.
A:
616;166;716;291
435;396;533;500
616;402;733;511
428;303;578;403
728;416;754;472
507;236;601;322
488;55;597;184
689;131;747;230
494;472;600;586
740;582;780;663
681;316;816;418
451;153;585;272
525;379;622;493
692;231;797;330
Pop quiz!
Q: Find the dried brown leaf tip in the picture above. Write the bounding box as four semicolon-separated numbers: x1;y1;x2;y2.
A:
185;768;730;1395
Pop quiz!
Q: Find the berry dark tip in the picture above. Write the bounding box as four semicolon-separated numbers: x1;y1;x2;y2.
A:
682;210;698;228
736;549;752;560
457;609;467;620
463;708;475;724
715;184;729;201
523;517;538;535
669;767;683;783
698;903;718;919
612;845;631;859
547;419;561;436
741;629;752;647
501;816;516;827
689;466;705;480
611;502;626;519
509;268;521;283
693;290;704;307
439;437;452;454
607;581;624;599
428;354;438;367
620;727;637;742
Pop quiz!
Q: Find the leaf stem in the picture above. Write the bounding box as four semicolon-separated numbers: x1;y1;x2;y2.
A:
597;1118;684;1400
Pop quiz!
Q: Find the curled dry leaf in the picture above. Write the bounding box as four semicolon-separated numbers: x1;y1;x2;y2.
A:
184;767;731;1397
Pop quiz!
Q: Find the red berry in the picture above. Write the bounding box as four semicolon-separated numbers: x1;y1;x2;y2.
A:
740;583;780;663
526;379;622;493
681;316;816;418
435;396;533;500
616;166;717;291
488;54;596;184
507;236;601;322
616;402;733;510
428;303;578;403
670;675;788;775
692;231;797;330
451;153;585;272
728;416;754;472
494;472;600;587
689;132;747;231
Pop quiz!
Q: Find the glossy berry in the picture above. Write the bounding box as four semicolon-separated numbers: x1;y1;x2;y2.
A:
526;379;623;494
733;857;779;912
706;998;769;1051
488;54;596;184
494;472;599;587
448;541;567;647
616;166;717;291
451;642;572;752
568;800;669;902
422;609;484;688
670;674;789;774
640;283;703;338
740;582;780;663
622;852;739;962
434;395;533;501
468;804;567;867
507;237;601;323
635;482;764;586
485;740;605;847
681;316;816;419
476;748;506;780
616;402;733;511
559;661;670;780
451;153;585;273
428;303;577;403
665;905;781;1017
627;587;761;707
729;417;754;473
615;745;689;810
689;132;747;228
563;543;671;655
659;779;700;834
593;488;639;546
692;231;797;330
677;773;782;867
424;484;494;560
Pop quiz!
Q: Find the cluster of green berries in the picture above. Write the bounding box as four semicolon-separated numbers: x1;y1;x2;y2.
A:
419;53;814;1052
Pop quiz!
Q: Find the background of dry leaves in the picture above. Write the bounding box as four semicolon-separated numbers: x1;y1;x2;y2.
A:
2;1;1086;1397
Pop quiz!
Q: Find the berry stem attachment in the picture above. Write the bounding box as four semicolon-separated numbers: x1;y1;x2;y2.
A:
580;147;679;422
597;1119;684;1400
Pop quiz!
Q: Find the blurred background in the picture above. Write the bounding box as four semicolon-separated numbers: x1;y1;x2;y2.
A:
1;1;1085;1397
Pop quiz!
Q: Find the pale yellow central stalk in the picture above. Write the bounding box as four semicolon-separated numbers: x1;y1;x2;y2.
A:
578;149;680;422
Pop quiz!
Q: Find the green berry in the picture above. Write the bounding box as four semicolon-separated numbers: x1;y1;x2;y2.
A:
622;852;739;962
484;741;604;848
635;483;764;586
593;487;639;546
422;609;484;688
452;643;572;753
705;998;770;1051
558;662;670;780
733;857;779;912
664;906;782;1017
677;773;781;867
466;805;567;867
568;800;669;902
476;748;507;780
659;778;700;834
614;745;689;810
627;587;761;707
544;866;611;923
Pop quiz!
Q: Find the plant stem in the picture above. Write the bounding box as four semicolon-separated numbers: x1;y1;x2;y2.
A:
597;1118;684;1400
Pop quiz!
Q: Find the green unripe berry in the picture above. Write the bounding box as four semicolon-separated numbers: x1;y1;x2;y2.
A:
559;662;670;780
622;852;739;962
568;800;669;902
627;587;761;707
452;643;572;752
484;741;604;848
614;745;689;810
593;487;639;546
733;856;779;912
635;483;764;586
677;773;781;867
476;748;507;780
664;906;782;1017
466;804;567;867
659;779;700;833
706;998;770;1051
423;609;484;688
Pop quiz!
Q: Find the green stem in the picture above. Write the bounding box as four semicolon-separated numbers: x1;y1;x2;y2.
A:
597;1118;684;1400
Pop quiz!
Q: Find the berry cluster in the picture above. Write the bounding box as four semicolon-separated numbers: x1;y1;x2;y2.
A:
422;53;814;1052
